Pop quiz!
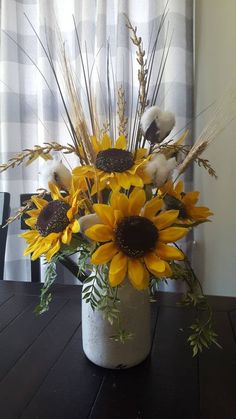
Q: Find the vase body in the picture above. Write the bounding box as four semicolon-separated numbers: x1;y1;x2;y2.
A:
81;280;151;369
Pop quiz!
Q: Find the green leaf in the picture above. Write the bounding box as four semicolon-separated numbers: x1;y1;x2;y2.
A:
82;292;92;300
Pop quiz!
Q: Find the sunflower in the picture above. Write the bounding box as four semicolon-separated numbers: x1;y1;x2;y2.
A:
73;134;150;194
159;180;213;223
84;189;188;290
20;180;81;262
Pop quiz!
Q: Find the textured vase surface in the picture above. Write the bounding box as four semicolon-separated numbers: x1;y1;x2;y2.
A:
81;279;151;369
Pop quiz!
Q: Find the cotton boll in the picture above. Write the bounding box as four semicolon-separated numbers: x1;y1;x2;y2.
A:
141;107;160;134
158;110;176;142
79;214;101;234
145;153;177;188
39;159;72;191
140;106;175;144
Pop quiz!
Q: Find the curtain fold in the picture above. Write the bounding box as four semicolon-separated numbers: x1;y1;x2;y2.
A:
0;0;194;284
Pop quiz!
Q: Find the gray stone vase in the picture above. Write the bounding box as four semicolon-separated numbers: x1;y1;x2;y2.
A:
82;280;151;369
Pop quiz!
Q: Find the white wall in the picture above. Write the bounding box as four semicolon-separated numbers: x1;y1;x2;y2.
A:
194;0;236;296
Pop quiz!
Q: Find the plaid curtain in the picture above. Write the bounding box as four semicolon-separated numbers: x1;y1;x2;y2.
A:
0;0;194;285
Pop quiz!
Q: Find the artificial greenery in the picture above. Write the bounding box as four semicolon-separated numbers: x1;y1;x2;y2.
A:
34;238;91;315
82;264;134;343
34;258;57;315
171;259;221;356
147;245;222;357
35;241;221;355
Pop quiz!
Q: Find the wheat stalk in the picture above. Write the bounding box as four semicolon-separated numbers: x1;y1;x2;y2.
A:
177;88;236;176
125;15;149;150
5;189;48;226
117;86;128;137
57;32;96;165
125;15;148;114
0;143;76;173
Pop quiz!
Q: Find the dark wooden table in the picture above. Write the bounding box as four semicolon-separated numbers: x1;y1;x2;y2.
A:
0;281;235;419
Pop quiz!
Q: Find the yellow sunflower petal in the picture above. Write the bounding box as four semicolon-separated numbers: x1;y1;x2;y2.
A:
144;252;166;274
24;217;37;228
45;240;61;262
143;196;163;219
111;193;129;216
109;252;128;287
91;136;101;153
31;196;48;210
66;207;74;221
93;204;115;227
23;237;42;256
159;180;174;197
127;173;144;187
120;194;130;216
73;166;94;177
108;177;120;192
128;258;149;290
72;166;83;176
20;230;39;241
130;265;149;290
114;209;123;225
23;245;35;257
127;157;147;175
128;258;143;285
26;209;40;218
109;251;127;274
91;242;118;264
162;261;172;277
100;172;112;183
31;241;52;261
137;166;151;184
115;135;126;150
187;206;213;220
154;210;179;230
31;248;44;261
126;165;139;175
71;219;80;233
109;268;127;287
101;134;112;150
110;192;121;209
61;226;72;244
129;188;146;215
85;224;114;242
159;227;188;243
72;175;87;192
72;194;81;211
67;196;80;218
175;180;184;196
117;172;131;190
182;191;199;206
135;148;147;160
48;182;64;201
139;266;150;290
156;243;185;260
91;179;106;196
41;232;60;242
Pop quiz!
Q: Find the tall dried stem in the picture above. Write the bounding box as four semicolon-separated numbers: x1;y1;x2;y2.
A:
177;88;236;176
117;86;128;137
125;15;148;149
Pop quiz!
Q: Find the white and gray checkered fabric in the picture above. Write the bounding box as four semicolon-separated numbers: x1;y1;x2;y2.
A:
0;0;194;284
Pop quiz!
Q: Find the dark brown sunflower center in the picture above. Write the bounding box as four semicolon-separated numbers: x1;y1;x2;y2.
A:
115;216;158;258
95;148;134;173
164;194;187;219
36;200;70;237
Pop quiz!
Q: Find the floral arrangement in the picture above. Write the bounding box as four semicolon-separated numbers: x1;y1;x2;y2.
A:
1;12;235;356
